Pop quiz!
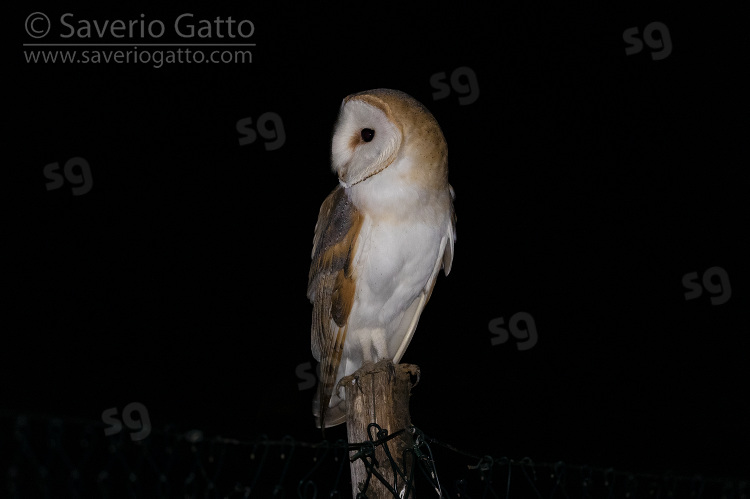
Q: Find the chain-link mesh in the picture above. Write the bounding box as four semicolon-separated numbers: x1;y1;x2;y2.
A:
2;412;745;498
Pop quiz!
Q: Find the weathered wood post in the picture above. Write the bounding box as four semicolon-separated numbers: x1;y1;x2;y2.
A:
340;359;420;498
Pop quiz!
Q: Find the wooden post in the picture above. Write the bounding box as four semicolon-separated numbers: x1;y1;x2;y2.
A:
339;359;420;498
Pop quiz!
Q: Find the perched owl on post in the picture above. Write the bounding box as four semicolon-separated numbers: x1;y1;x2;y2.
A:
308;88;455;428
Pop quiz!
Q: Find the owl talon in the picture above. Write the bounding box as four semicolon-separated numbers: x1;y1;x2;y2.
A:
388;360;396;382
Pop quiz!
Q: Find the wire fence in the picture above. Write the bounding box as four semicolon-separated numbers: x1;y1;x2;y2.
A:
2;411;746;498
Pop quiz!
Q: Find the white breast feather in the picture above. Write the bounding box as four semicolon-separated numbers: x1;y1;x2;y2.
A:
335;153;452;383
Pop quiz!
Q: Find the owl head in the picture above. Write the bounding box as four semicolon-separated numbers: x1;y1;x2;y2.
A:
331;89;447;189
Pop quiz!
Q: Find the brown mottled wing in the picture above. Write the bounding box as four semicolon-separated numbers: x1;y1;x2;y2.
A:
307;185;363;428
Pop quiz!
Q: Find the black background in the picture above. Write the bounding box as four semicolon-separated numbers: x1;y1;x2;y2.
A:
10;1;748;487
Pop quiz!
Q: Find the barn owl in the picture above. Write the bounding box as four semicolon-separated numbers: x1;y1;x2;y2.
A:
308;88;456;428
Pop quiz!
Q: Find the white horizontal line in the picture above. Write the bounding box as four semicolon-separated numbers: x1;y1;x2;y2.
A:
23;43;256;47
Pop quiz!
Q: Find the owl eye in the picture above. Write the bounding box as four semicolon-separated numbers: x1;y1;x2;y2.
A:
361;128;375;142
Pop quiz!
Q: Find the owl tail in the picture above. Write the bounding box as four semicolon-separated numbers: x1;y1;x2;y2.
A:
313;381;347;430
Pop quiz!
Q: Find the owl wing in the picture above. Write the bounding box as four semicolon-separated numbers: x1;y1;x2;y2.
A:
392;185;456;363
307;185;364;428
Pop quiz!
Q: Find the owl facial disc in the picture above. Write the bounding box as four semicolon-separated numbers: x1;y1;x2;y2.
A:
331;97;402;188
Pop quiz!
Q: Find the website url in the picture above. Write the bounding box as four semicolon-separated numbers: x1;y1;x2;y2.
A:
23;47;252;68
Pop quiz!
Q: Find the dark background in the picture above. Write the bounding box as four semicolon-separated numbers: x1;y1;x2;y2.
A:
10;1;747;488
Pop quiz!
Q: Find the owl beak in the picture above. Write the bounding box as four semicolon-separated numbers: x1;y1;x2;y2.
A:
338;177;350;189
